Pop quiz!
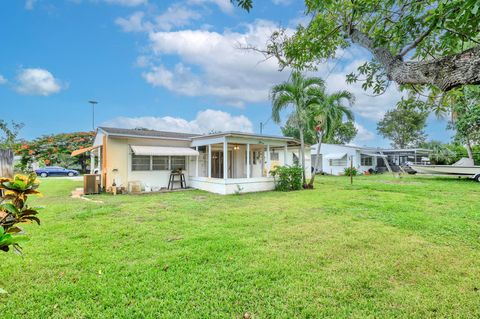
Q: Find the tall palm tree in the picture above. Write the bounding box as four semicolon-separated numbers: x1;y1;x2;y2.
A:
271;71;325;185
308;90;355;187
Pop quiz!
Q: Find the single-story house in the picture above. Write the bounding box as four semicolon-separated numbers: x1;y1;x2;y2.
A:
73;127;311;195
311;143;431;175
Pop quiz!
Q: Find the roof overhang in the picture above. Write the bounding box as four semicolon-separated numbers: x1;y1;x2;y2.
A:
131;145;199;156
71;145;101;157
360;152;387;157
324;153;347;160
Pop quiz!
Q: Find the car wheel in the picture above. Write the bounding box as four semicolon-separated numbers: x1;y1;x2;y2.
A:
68;172;74;177
40;172;48;178
474;174;480;182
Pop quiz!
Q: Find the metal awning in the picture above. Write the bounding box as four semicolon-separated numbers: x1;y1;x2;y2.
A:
360;152;387;157
71;145;101;157
131;145;199;156
324;153;346;160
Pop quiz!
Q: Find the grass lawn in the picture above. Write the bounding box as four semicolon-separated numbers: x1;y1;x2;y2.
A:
1;175;480;318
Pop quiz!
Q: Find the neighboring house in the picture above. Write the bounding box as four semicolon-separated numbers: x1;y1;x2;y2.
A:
311;143;431;175
73;127;310;195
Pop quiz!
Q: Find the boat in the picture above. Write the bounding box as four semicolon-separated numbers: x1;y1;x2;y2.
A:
410;158;480;181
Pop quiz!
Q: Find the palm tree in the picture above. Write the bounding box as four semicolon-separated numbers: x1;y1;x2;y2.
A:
271;71;325;185
308;90;355;187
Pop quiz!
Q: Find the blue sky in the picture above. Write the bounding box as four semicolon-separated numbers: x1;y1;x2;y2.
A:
0;0;452;147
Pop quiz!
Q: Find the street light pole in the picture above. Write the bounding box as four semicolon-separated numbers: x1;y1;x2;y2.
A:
88;100;98;131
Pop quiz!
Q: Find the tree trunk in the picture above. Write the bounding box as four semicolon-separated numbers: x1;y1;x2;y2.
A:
466;140;474;159
0;149;14;179
349;29;480;91
299;128;306;185
308;131;323;187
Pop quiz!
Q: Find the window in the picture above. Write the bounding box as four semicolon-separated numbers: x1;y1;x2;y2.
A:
132;155;150;171
270;152;279;161
329;157;347;166
361;155;373;166
171;156;186;170
152;156;169;170
292;153;299;165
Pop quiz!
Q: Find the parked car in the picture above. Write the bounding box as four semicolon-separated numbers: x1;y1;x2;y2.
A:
35;166;79;177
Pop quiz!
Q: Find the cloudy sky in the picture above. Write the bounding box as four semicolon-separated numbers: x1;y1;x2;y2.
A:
0;0;452;146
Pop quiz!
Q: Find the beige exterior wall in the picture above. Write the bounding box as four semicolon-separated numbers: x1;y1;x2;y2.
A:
105;136;192;189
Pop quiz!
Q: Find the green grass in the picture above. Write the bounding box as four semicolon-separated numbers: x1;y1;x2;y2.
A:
1;175;480;318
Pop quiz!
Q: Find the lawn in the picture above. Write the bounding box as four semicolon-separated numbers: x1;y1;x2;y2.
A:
1;175;480;318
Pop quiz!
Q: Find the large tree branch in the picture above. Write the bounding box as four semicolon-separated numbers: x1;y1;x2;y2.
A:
349;28;480;91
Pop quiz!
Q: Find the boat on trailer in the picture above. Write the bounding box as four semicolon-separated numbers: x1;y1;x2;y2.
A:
410;158;480;182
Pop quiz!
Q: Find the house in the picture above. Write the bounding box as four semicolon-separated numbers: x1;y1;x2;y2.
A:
73;127;310;195
311;143;431;175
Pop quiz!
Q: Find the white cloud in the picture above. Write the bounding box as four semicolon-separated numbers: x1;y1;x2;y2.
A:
353;122;375;142
187;0;234;13
116;5;201;33
115;11;148;32
25;0;37;10
104;0;147;6
155;5;201;31
0;75;7;85
103;109;254;133
143;20;295;107
15;68;63;96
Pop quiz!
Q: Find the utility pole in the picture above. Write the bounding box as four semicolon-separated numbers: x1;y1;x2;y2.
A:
88;100;98;131
260;122;263;135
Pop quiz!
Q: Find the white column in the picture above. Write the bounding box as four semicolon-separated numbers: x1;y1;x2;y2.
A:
97;147;101;172
90;152;95;174
223;139;228;180
266;144;271;176
246;144;250;178
208;144;212;178
284;145;288;166
195;146;199;177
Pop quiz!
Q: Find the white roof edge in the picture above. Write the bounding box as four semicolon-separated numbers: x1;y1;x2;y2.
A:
131;145;199;156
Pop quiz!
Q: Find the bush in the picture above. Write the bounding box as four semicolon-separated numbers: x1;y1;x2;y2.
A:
271;166;303;191
0;173;42;254
344;167;358;176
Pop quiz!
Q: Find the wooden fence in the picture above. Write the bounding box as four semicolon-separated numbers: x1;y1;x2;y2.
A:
0;149;13;179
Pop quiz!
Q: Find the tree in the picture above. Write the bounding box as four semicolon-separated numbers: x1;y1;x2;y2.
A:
15;132;95;173
235;1;480;94
448;86;480;159
377;104;428;148
282;117;357;145
271;71;325;185
0;120;24;151
308;90;354;186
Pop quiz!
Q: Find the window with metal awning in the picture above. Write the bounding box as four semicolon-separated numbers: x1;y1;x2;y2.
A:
130;145;199;156
324;153;347;160
130;146;199;171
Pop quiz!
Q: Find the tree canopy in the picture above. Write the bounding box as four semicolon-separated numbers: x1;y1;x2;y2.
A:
235;0;480;95
377;104;428;148
15;132;95;173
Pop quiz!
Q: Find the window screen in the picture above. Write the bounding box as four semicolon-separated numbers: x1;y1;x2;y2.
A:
132;155;150;171
152;156;169;170
361;155;373;166
270;152;279;161
329;157;347;166
171;156;186;170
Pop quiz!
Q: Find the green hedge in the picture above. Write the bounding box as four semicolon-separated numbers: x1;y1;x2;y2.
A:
271;166;303;191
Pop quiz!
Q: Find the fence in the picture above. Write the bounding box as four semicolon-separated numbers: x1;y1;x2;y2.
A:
0;149;13;179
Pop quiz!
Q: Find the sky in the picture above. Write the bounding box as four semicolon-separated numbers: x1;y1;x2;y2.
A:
0;0;453;147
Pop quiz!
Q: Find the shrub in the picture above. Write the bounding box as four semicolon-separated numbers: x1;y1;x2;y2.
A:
0;173;42;254
344;167;358;176
271;166;303;191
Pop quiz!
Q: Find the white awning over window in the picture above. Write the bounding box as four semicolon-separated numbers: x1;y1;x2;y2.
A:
131;145;199;156
324;153;347;160
360;152;387;157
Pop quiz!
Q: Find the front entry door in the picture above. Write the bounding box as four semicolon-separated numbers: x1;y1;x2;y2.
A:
211;151;224;178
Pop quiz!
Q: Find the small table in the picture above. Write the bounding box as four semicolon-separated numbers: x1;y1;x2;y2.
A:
168;172;186;190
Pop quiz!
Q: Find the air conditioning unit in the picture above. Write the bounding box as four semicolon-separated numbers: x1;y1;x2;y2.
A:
84;174;101;194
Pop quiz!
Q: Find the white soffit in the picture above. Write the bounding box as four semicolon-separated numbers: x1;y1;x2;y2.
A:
324;153;347;160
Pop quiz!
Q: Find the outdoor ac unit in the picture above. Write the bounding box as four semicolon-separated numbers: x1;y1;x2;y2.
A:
84;174;100;194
